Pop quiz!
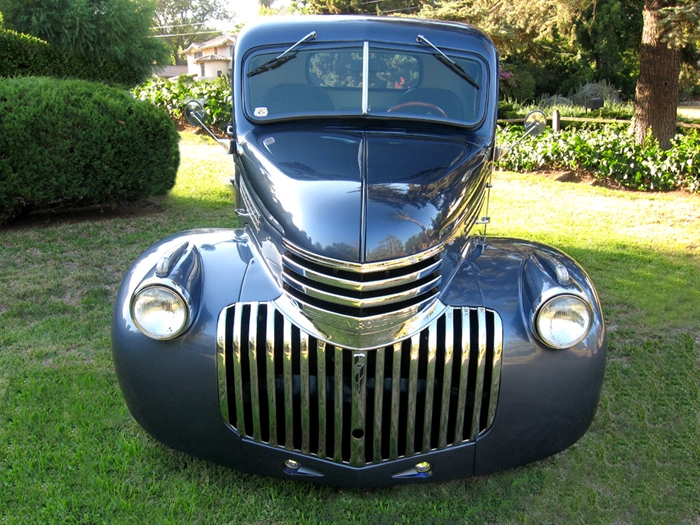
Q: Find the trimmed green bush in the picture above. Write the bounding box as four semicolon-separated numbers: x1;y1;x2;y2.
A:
497;124;700;193
0;29;145;86
0;77;180;221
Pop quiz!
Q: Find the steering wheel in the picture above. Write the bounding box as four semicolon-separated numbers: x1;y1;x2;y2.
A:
388;101;447;118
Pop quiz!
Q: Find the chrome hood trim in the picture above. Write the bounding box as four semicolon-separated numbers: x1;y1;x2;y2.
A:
279;240;446;349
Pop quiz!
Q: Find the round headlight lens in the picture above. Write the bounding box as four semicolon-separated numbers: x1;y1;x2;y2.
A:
535;295;592;349
131;286;188;340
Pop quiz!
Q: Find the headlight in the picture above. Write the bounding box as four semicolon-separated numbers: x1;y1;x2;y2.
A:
535;294;592;349
131;285;189;340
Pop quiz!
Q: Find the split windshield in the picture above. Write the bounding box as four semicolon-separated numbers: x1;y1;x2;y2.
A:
244;41;486;126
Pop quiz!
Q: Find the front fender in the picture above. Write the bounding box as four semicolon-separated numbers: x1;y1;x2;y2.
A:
443;237;607;474
112;228;279;467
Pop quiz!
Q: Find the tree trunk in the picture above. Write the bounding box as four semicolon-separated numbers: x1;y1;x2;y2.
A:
633;0;681;150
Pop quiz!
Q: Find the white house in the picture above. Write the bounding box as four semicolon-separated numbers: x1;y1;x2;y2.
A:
181;34;236;79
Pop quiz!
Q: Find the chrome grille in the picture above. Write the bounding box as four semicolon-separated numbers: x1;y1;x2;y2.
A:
281;242;443;318
217;302;503;465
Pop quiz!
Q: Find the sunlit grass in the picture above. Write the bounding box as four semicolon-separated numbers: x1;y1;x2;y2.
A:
0;135;698;524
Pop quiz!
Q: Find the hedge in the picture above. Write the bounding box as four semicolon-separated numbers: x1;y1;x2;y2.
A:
0;77;180;221
0;29;145;86
497;124;700;193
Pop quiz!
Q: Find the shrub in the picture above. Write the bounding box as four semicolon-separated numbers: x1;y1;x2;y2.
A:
0;29;54;78
0;77;180;221
0;28;145;86
132;75;232;129
497;124;700;193
499;64;536;102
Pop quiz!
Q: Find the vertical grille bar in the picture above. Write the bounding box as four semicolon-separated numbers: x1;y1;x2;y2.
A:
216;310;229;424
422;324;437;453
438;308;454;449
333;345;343;462
405;334;420;457
232;305;246;438
486;313;503;428
300;332;310;454
470;307;488;441
317;340;327;458
265;307;277;446
389;342;402;461
373;347;385;464
219;303;504;465
453;308;471;445
350;351;367;466
248;303;262;442
282;317;294;450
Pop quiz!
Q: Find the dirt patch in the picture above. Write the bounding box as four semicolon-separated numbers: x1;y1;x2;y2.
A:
532;169;630;191
1;199;163;231
174;117;228;137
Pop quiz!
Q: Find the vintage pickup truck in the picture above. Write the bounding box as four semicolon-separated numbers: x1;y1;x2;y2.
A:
112;15;606;486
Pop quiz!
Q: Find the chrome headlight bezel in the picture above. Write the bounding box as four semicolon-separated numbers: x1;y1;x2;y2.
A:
130;283;192;340
533;293;593;350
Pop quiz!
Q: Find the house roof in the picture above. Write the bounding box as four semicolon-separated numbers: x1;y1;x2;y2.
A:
152;65;189;77
194;54;231;64
181;34;236;55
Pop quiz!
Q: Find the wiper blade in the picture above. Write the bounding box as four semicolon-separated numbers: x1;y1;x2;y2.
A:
247;31;317;77
416;34;480;90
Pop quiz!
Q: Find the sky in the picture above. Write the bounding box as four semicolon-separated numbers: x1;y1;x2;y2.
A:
232;0;261;24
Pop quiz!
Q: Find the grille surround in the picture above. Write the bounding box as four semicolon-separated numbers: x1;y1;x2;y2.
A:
217;301;503;466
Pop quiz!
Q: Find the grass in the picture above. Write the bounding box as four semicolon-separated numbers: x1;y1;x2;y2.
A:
1;133;699;524
678;106;700;121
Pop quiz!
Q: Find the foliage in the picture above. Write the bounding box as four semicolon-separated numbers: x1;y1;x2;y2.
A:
659;1;700;47
132;74;232;128
0;77;179;222
499;64;536;102
418;0;571;58
0;28;145;85
568;80;622;106
573;0;644;99
0;135;698;524
497;124;700;192
498;98;635;120
299;0;423;15
0;0;168;84
154;0;234;65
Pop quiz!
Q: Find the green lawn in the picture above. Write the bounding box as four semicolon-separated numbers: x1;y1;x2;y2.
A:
1;133;698;524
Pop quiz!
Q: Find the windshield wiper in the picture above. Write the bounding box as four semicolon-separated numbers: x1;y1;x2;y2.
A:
416;35;480;90
247;31;317;77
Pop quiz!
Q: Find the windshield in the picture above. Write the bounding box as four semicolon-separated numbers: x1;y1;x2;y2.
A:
244;42;486;126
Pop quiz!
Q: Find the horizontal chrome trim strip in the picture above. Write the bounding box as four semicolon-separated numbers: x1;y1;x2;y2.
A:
283;238;444;273
282;255;442;293
282;272;441;308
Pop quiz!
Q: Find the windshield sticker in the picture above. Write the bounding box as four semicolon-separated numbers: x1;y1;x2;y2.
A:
263;137;275;147
254;107;268;117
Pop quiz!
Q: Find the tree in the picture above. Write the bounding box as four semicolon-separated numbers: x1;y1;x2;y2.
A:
154;0;234;65
300;0;424;16
0;0;168;83
633;0;699;149
574;0;644;98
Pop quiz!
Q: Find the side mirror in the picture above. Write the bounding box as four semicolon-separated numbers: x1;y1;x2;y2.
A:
183;99;231;153
524;110;547;137
496;110;548;161
184;99;207;127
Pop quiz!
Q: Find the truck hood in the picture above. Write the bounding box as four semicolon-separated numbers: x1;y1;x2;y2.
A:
242;130;489;263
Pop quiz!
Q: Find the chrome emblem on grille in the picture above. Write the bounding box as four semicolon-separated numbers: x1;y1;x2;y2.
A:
353;352;366;395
